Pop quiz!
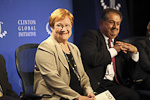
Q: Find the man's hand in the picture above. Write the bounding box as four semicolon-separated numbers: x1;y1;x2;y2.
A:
121;42;138;54
114;41;126;53
115;41;138;54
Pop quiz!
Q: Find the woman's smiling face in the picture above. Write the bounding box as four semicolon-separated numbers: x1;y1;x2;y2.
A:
51;16;72;43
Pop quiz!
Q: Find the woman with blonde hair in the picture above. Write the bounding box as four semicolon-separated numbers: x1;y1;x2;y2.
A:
33;8;95;100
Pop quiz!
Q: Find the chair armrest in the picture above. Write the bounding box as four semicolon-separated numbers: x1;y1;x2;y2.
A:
41;94;52;98
133;79;143;83
21;93;52;100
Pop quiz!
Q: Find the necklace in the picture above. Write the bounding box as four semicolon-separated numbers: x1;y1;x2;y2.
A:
63;51;81;81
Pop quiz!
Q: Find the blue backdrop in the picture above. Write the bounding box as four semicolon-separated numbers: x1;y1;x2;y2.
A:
0;0;130;95
0;0;73;95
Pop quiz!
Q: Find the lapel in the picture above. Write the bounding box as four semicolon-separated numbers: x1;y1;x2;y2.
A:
68;44;78;68
50;37;70;72
99;32;121;73
114;37;125;79
97;30;108;50
68;44;82;76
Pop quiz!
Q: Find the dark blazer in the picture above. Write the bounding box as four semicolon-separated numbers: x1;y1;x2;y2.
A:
78;30;138;91
136;38;150;80
137;38;150;73
0;54;19;98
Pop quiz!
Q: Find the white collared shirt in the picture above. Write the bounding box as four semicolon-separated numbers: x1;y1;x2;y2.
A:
102;34;139;81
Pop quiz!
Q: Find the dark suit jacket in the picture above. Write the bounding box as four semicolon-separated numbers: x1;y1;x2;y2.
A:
137;38;150;73
0;54;19;98
78;30;138;91
136;38;150;80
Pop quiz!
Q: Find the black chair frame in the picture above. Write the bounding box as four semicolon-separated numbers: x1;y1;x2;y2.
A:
15;43;51;100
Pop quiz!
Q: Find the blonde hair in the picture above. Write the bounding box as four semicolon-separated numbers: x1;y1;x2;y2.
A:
49;8;74;28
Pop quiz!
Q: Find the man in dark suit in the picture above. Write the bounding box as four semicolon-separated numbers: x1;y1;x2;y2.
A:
0;54;20;100
78;8;139;100
136;21;150;90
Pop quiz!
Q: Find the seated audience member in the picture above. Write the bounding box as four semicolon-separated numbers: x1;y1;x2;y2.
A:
33;8;95;100
78;8;140;100
0;54;20;100
136;21;150;90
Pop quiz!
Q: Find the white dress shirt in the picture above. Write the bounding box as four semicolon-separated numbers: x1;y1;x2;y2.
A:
102;34;139;81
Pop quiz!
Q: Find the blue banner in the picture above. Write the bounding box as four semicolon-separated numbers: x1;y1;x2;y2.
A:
0;0;73;95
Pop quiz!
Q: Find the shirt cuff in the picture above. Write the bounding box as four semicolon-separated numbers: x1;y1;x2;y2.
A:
108;48;118;58
131;51;139;62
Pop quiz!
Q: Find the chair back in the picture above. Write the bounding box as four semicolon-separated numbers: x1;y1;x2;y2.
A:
123;36;146;45
15;43;39;95
123;36;150;100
